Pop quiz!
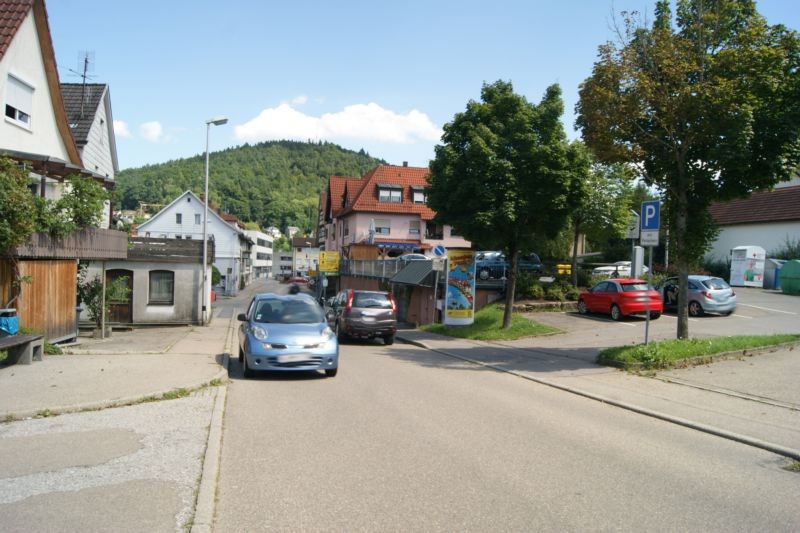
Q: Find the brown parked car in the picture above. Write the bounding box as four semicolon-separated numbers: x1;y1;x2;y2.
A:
327;289;397;344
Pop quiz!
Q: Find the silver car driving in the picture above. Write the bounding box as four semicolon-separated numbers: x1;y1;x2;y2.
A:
658;275;737;316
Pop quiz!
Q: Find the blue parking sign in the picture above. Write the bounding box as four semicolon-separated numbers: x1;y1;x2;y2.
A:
641;201;660;231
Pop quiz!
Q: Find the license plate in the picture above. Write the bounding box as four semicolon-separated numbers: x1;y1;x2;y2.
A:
277;354;310;363
362;316;375;322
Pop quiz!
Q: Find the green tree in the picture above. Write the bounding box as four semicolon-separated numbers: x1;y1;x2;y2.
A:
567;150;633;286
428;81;587;328
0;156;37;253
576;0;800;338
57;175;109;230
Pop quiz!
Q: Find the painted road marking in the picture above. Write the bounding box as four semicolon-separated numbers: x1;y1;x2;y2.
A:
731;314;753;319
739;303;798;315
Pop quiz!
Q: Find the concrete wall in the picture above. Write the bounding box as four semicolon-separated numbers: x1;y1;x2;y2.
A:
706;222;800;262
86;261;201;324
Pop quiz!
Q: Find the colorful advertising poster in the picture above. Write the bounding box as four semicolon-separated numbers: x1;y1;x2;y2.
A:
445;249;476;326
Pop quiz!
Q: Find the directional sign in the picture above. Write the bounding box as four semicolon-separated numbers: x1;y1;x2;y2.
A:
641;200;660;231
625;215;640;240
433;244;447;257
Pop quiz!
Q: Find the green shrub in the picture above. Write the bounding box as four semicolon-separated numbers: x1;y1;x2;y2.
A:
576;267;593;288
565;287;581;301
769;236;800;260
529;284;545;300
515;272;543;299
545;285;566;301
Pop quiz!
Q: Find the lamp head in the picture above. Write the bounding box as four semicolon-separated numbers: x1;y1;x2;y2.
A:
206;116;228;126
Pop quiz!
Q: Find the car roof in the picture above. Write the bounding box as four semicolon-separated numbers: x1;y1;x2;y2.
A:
254;292;315;302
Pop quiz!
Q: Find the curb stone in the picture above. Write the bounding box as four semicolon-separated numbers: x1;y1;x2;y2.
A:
397;334;800;461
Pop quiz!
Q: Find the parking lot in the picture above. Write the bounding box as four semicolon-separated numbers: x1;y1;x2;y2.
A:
523;287;798;350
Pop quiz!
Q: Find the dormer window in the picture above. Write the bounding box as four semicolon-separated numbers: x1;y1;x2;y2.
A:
378;184;402;203
411;186;426;204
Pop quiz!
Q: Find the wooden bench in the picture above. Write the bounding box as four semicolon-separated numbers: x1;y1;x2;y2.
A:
0;334;44;365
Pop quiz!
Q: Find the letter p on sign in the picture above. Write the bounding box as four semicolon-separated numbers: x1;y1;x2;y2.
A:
641;201;660;231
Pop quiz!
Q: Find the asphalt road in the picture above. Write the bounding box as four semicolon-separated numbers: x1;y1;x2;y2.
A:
215;338;800;531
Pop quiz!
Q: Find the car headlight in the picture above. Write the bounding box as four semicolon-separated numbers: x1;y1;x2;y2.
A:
251;326;268;341
321;327;336;343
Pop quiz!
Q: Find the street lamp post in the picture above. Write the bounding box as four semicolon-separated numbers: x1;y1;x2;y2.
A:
201;116;228;325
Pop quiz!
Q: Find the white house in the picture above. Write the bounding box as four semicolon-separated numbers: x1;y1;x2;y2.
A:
61;82;119;228
244;229;273;281
135;190;247;295
707;177;800;262
292;236;319;276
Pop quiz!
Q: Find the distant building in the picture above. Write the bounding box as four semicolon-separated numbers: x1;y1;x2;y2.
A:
320;164;471;257
291;236;319;276
135;191;251;296
707;177;800;261
244;229;273;280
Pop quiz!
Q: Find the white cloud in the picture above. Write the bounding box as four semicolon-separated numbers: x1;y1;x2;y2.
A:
140;121;164;142
113;120;131;138
291;95;308;105
234;102;442;145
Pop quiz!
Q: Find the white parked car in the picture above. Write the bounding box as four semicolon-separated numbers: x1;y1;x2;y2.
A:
592;261;649;278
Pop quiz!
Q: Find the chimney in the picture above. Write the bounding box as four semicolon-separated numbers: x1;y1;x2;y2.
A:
402;161;408;167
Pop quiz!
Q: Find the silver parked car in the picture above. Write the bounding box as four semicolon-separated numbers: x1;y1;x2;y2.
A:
657;275;737;317
328;289;397;344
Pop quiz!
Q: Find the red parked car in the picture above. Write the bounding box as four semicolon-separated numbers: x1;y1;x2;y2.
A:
577;279;662;321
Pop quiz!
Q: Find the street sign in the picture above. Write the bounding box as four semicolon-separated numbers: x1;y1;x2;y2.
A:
433;244;447;257
640;200;660;247
641;200;660;231
625;216;640;239
432;257;445;271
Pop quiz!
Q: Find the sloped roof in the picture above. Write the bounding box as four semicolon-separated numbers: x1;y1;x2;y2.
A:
292;236;316;248
391;260;436;287
341;165;436;221
709;185;800;226
0;0;83;167
60;83;106;144
0;0;31;59
328;175;362;217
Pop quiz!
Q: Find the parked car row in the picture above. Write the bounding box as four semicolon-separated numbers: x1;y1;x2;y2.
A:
577;275;737;321
591;261;649;278
475;251;543;280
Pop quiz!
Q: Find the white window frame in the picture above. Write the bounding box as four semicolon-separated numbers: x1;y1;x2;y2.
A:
408;220;420;235
375;219;391;235
5;74;34;129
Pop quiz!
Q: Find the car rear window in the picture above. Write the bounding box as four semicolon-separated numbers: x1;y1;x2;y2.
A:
702;278;730;290
620;282;651;292
352;292;392;309
254;299;324;324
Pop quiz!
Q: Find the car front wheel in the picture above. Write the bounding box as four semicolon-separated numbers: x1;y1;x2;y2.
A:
242;355;253;378
478;268;491;280
610;304;623;321
325;368;338;377
577;299;588;315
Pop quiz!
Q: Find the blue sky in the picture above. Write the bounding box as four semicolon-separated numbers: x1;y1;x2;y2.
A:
47;1;799;170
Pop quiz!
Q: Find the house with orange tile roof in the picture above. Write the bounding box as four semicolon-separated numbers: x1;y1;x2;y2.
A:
707;177;800;262
321;163;471;257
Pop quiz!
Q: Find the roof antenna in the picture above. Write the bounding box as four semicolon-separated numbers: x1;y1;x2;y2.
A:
68;51;95;119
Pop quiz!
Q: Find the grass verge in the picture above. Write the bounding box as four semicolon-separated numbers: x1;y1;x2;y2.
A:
598;334;800;370
420;304;560;341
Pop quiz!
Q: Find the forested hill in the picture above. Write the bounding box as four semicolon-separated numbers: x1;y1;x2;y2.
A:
114;140;386;232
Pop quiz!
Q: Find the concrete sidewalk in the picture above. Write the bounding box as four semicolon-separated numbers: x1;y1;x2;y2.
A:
396;329;800;460
0;313;233;420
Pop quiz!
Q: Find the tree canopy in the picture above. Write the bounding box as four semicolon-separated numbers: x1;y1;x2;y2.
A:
115;140;385;232
576;0;800;338
428;80;587;327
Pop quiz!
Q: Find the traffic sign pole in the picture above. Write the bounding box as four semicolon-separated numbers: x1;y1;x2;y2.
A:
641;201;661;346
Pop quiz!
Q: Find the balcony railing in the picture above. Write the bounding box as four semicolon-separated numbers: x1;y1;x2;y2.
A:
339;259;406;278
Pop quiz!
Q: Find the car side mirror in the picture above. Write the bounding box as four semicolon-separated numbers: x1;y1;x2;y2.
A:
237;313;247;321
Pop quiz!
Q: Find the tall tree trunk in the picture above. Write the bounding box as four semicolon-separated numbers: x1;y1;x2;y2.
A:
675;187;690;339
503;248;519;329
571;222;581;287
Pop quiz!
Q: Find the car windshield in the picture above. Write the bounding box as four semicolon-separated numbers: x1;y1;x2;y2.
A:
620;282;652;292
702;278;730;290
352;293;392;309
253;299;324;324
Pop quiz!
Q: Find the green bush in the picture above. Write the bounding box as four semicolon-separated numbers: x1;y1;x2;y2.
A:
565;287;581;301
576;267;593;288
515;272;544;299
545;285;566;301
701;258;731;281
529;284;545;300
